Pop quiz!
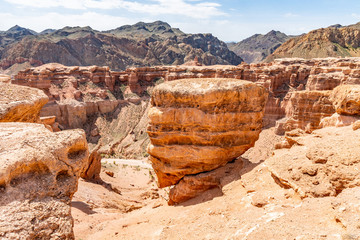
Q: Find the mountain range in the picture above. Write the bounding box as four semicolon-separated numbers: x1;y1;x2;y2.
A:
227;30;293;63
0;21;243;74
3;21;360;74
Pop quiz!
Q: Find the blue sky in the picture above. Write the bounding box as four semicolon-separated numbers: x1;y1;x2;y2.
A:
1;0;360;42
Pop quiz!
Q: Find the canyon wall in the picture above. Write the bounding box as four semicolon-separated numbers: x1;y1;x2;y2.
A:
0;82;89;239
12;57;360;157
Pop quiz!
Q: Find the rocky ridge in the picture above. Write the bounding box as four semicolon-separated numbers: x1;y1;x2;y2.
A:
267;22;360;61
0;21;242;75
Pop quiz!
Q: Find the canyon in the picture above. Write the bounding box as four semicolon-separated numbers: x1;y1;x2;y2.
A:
11;57;360;158
3;56;360;239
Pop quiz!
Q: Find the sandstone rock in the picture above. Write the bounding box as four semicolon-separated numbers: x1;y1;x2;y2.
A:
81;150;101;181
277;90;335;133
13;57;360;157
147;78;267;188
0;83;48;122
0;74;10;83
168;158;243;205
330;84;360;115
319;113;360;128
353;120;360;130
268;126;360;198
332;187;360;239
40;115;61;132
0;123;89;239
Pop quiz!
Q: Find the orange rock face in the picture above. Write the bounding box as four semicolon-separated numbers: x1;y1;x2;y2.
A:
277;90;335;133
0;123;89;239
0;82;48;123
12;57;360;158
330;84;360;115
147;78;268;191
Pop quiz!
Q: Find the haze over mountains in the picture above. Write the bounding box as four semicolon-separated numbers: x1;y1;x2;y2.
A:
0;21;242;74
227;30;293;63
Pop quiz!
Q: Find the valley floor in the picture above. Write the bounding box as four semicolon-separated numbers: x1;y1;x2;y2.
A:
72;127;356;240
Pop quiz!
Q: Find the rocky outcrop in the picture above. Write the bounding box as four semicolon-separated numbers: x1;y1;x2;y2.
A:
268;126;360;198
276;90;335;133
0;82;48;123
329;84;360;115
147;78;267;202
0;123;89;239
13;57;360;157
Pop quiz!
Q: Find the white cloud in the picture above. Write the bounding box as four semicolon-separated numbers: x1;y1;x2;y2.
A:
284;13;299;18
0;12;133;32
4;0;225;19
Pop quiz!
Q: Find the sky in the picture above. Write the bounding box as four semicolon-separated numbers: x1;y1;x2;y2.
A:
1;0;360;42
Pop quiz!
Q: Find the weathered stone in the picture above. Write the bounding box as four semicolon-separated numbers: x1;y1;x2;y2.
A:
0;123;89;239
168;158;243;205
81;150;101;181
147;78;267;188
319;113;360;128
0;74;10;83
330;84;360;115
268;126;360;198
276;90;335;133
0;83;48;123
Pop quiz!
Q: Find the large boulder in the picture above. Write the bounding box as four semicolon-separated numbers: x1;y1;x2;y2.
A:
0;123;89;239
147;78;268;188
0;83;48;123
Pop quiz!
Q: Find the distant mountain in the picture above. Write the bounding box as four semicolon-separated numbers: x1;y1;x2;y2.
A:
227;30;293;63
0;21;242;73
0;25;36;51
266;22;360;61
39;29;57;35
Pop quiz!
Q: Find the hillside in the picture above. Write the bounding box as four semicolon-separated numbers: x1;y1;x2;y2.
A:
227;30;292;63
266;22;360;61
0;21;242;74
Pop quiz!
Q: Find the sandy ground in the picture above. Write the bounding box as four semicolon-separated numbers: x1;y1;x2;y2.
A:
72;128;350;239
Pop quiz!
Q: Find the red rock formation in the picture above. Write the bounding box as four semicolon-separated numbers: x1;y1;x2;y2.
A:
0;82;48;123
0;122;89;239
276;91;335;133
147;78;267;203
12;57;360;157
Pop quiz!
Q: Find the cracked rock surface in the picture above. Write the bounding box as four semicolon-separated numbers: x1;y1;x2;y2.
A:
0;122;89;239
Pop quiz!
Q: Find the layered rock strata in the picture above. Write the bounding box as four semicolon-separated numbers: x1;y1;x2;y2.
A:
0;82;48;122
13;57;360;157
147;78;267;198
276;90;335;133
0;123;89;239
